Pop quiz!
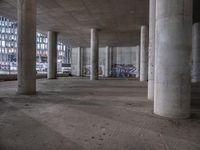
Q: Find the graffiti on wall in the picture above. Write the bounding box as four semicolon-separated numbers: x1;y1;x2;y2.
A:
111;64;136;78
83;65;104;76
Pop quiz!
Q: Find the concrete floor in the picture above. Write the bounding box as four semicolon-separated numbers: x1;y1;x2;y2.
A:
0;77;200;150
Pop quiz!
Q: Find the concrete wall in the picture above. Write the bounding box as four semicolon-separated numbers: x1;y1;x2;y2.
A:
112;47;136;65
81;47;106;76
112;47;137;77
71;47;80;76
71;46;138;77
0;74;69;82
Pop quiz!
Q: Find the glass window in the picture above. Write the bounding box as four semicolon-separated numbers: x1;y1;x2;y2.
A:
0;16;71;73
2;41;5;47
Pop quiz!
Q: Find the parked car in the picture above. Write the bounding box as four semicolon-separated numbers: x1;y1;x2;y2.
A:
61;64;72;76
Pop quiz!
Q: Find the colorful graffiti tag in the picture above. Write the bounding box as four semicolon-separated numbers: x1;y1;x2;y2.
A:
111;64;137;78
83;65;104;76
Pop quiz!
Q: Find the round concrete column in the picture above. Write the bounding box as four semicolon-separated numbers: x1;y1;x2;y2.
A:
136;45;140;78
48;31;57;79
105;46;110;77
77;47;83;77
154;0;192;118
90;28;99;80
148;0;156;100
17;0;36;95
192;23;200;83
109;47;113;77
140;26;148;81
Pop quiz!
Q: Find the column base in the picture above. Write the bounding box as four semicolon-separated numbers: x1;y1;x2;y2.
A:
90;77;99;80
153;111;190;119
48;77;57;80
17;90;36;95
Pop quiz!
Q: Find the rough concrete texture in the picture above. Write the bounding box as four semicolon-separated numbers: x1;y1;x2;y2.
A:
0;0;200;47
0;0;149;47
113;47;136;65
72;47;83;77
17;0;36;95
154;0;193;118
0;78;200;150
48;31;57;79
140;26;148;82
148;0;156;100
108;47;113;77
136;45;140;78
72;47;137;77
90;28;99;80
72;47;82;76
104;46;110;77
192;23;200;83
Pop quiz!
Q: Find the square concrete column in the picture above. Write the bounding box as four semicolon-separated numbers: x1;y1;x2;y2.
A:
148;0;156;100
17;0;36;95
48;31;57;79
77;47;83;77
90;28;99;80
154;0;192;118
140;26;149;82
136;45;140;78
192;23;200;83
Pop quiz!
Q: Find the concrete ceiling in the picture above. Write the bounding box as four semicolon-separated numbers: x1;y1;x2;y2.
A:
0;0;149;47
0;0;199;48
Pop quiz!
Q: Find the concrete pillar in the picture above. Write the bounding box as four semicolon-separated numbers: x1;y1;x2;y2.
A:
77;47;83;77
109;47;113;77
154;0;192;118
140;26;148;81
105;46;110;77
48;31;57;79
90;28;99;80
81;48;84;76
192;23;200;83
136;45;140;78
17;0;36;95
148;0;156;100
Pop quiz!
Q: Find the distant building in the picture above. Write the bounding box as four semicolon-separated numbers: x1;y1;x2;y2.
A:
0;16;71;73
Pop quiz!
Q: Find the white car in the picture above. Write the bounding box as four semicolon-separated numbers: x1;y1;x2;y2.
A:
62;67;71;75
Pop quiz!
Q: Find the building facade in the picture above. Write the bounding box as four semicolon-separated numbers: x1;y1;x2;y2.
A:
0;16;71;74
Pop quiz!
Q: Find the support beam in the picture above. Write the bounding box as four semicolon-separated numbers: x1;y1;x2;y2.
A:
140;26;148;81
48;31;57;79
192;23;200;83
17;0;36;95
154;0;192;118
148;0;156;100
90;28;99;80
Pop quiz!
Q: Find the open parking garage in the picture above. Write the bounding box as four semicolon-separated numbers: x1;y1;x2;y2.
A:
0;0;200;149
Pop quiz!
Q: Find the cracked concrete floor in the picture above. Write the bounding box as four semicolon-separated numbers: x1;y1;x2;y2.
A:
0;77;200;150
